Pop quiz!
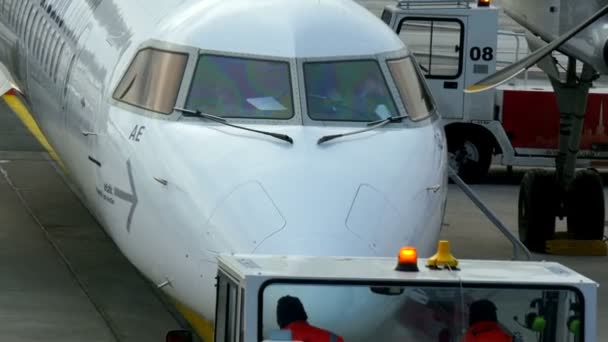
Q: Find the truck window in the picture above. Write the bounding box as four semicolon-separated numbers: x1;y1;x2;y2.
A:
381;10;392;25
215;274;240;342
397;18;463;79
259;282;583;342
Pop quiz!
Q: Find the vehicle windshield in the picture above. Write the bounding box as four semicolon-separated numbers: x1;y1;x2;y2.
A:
260;282;583;342
185;55;294;119
304;60;399;122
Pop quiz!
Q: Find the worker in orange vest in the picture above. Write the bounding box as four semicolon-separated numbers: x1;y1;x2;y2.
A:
462;299;513;342
277;295;345;342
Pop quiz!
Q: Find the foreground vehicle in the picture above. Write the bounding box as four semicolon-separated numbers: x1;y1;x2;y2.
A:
169;242;597;341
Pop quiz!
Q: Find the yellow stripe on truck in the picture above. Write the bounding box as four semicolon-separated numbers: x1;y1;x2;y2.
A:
173;299;215;342
3;94;66;171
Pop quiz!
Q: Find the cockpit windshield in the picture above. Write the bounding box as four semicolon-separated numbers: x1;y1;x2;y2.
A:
387;57;435;121
185;55;294;120
260;282;583;342
304;60;399;122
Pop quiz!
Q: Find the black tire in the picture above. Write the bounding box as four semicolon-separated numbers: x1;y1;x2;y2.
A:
518;170;558;252
447;132;492;184
566;169;605;240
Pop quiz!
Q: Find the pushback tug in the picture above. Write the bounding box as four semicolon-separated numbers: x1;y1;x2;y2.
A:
169;242;598;342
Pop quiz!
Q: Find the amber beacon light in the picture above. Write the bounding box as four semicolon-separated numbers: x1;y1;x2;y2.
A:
478;0;491;7
395;247;419;272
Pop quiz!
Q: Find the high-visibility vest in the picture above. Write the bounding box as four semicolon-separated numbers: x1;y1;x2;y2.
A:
462;321;513;342
282;321;344;342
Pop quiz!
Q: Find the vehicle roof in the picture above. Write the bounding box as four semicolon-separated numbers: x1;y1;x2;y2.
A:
155;0;406;58
384;0;498;12
218;254;597;287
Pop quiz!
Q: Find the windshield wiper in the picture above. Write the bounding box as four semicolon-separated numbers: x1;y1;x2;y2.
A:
317;115;408;145
365;115;409;127
175;107;293;144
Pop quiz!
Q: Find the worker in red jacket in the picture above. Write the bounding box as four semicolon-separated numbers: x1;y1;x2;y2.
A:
462;299;513;342
277;295;345;342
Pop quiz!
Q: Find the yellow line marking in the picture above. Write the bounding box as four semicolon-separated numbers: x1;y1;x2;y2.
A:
3;94;66;171
173;299;215;342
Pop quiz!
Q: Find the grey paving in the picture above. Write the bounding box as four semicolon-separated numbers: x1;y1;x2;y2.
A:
0;101;43;152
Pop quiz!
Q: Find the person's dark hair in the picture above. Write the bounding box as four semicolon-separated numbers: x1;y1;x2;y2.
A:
469;299;498;326
277;295;308;328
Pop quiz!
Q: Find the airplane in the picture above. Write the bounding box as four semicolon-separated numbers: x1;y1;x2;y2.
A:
0;0;448;339
466;1;608;253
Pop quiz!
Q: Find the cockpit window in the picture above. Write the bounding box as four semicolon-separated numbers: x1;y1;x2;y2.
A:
185;55;294;120
304;60;399;122
113;48;188;114
387;57;435;121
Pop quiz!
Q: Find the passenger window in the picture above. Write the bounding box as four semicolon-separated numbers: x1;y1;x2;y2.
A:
20;4;34;38
44;32;56;73
34;19;46;61
25;8;37;49
9;0;18;27
398;18;463;79
39;22;49;62
113;48;188;114
53;42;66;84
49;36;61;78
15;1;27;34
29;12;40;51
387;57;435;121
185;55;294;120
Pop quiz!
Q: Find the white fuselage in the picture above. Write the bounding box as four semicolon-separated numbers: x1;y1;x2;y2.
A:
0;0;447;326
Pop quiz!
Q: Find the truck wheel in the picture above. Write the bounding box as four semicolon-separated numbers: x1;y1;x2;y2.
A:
518;170;558;252
448;132;492;183
566;169;605;240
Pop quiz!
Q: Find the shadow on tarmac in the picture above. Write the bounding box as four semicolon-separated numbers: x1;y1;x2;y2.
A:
477;166;608;186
